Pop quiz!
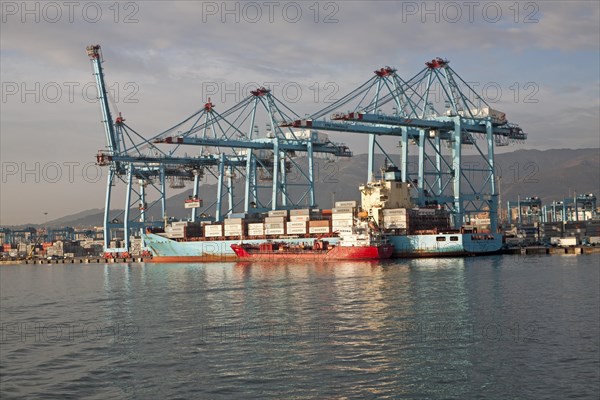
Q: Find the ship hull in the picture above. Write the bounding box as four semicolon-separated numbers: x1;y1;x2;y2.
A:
231;244;394;261
142;234;340;263
143;232;502;262
389;233;503;257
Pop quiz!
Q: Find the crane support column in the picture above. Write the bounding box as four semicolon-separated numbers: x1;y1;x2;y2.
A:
251;155;258;207
486;120;498;232
227;165;234;215
191;172;200;222
367;135;376;181
244;149;253;213
418;129;425;205
216;153;225;221
160;166;167;220
139;179;146;225
434;134;442;196
271;139;280;210
401;128;408;183
123;165;133;252
103;169;114;250
280;151;287;207
452;117;462;228
307;141;315;206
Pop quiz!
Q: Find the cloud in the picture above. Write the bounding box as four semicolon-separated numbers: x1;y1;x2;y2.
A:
1;0;598;224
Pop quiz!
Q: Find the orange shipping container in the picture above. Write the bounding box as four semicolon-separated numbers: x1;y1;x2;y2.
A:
309;220;330;227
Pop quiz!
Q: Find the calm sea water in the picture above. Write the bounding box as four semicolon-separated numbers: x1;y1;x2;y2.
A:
1;255;598;399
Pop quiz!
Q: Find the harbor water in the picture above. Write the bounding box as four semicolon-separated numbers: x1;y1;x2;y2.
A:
1;255;598;399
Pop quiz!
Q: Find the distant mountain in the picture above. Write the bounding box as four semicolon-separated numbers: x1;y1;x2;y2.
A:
6;148;598;228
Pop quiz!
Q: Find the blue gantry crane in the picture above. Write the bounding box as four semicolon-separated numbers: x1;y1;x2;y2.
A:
88;45;351;254
88;45;246;254
283;58;527;232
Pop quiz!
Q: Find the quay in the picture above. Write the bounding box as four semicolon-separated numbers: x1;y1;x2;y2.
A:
0;257;153;265
502;246;600;255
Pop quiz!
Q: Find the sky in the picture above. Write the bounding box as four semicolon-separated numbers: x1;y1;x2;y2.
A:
1;0;599;225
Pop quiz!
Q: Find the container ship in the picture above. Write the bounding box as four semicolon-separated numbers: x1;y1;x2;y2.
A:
143;166;501;262
142;201;354;262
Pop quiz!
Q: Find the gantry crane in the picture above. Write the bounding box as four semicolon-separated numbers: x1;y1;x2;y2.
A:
283;58;527;232
88;45;246;253
88;45;351;253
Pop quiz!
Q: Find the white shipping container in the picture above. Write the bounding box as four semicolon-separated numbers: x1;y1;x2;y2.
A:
559;237;578;246
335;201;357;208
265;216;285;224
287;221;307;228
265;229;285;235
309;226;330;234
204;225;223;235
224;218;244;225
332;219;353;228
268;210;288;217
248;223;264;230
290;209;311;216
414;208;436;215
332;207;354;214
288;228;307;234
383;218;407;225
588;236;600;245
223;225;243;232
265;223;284;229
479;106;507;124
334;228;353;234
285;129;329;143
204;231;222;238
172;221;189;227
248;232;264;237
384;213;407;219
383;208;407;216
290;215;310;222
168;232;185;239
224;232;243;237
383;221;408;229
332;213;354;220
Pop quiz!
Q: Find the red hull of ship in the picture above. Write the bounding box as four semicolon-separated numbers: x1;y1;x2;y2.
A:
149;255;239;263
231;244;393;261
